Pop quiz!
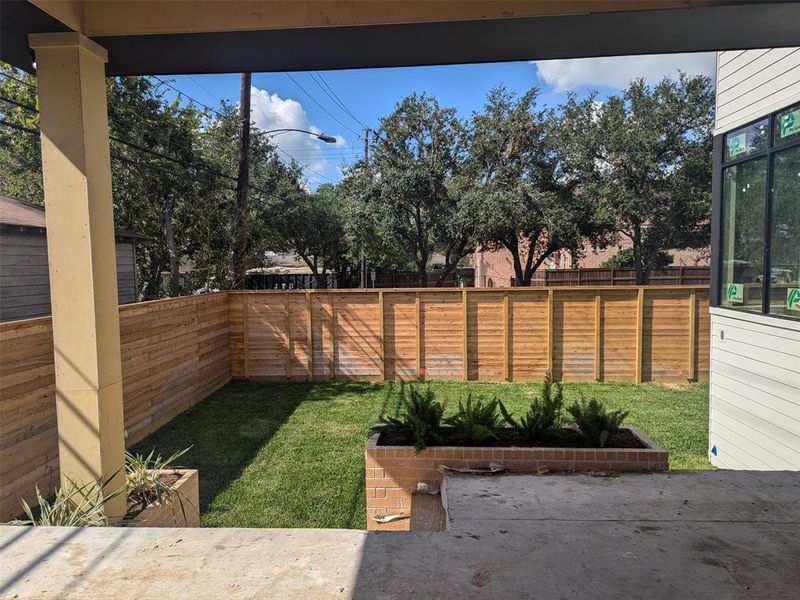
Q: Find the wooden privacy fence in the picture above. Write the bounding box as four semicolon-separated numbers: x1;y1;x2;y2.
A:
0;293;230;520
528;266;710;287
1;286;708;520
230;286;709;385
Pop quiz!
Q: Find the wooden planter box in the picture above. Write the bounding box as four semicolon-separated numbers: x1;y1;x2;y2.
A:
365;428;667;531
127;469;200;528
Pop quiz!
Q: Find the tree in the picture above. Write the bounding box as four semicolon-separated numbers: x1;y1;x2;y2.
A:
1;63;304;298
367;93;473;286
461;87;606;286
600;248;672;269
559;74;714;284
267;182;358;289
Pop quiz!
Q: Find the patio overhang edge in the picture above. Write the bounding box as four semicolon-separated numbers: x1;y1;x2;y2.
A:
4;1;800;75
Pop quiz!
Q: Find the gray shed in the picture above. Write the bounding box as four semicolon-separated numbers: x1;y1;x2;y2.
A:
0;195;141;321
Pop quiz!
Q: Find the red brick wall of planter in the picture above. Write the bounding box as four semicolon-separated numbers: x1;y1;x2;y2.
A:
365;428;668;531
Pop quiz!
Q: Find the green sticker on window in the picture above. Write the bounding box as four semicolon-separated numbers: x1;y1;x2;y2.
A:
788;288;800;312
780;109;800;139
727;132;746;157
726;283;744;303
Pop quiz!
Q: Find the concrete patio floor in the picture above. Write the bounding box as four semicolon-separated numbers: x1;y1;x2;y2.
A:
1;471;798;599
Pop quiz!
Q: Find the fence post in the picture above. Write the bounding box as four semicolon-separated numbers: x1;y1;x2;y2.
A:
243;294;250;379
462;289;469;381
329;294;336;380
379;291;386;381
306;290;313;382
415;291;422;380
285;291;292;380
688;289;697;381
635;287;644;383
503;291;510;382
594;293;601;381
547;288;554;377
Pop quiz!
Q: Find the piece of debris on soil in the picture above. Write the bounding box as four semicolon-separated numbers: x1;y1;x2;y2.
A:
414;482;440;495
589;470;619;477
440;461;506;475
537;465;550;474
372;513;409;524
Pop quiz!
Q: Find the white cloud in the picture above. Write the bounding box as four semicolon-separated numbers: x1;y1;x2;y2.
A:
249;87;345;186
534;53;716;93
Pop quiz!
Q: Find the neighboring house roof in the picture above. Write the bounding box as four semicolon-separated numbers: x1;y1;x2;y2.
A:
0;195;145;241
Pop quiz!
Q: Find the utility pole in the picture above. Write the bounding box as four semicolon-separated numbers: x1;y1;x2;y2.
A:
233;72;252;289
360;127;370;288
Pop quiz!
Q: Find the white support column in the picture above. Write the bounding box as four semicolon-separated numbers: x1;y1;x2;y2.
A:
29;32;126;518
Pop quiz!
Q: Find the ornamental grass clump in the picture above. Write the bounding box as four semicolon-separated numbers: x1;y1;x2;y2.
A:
381;387;447;452
124;446;192;521
499;372;565;443
567;396;629;447
446;394;502;444
15;476;123;527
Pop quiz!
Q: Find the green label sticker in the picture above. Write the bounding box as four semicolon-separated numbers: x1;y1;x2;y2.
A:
727;132;746;157
780;109;800;139
788;288;800;312
726;283;743;303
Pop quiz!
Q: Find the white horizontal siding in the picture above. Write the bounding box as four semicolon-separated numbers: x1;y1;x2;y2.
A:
709;308;800;471
714;48;800;135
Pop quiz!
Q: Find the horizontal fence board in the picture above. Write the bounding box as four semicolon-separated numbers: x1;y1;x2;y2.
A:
0;293;231;521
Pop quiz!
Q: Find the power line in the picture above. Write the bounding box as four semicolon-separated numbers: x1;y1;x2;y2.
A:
0;117;292;204
310;71;368;130
2;70;351;178
150;75;226;119
187;75;222;106
284;72;361;137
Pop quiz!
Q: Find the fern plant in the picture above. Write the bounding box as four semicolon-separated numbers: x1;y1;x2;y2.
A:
567;396;629;447
14;476;124;527
446;394;502;444
381;387;447;452
499;372;564;443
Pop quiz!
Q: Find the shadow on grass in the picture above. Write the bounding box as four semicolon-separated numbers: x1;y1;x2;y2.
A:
130;379;387;514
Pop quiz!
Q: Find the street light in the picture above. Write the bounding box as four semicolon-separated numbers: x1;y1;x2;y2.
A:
254;128;338;143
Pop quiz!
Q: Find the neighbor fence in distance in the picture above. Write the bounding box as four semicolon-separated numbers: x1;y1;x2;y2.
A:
524;266;710;287
230;286;709;385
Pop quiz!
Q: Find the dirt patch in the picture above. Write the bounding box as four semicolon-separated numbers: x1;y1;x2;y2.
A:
125;472;182;519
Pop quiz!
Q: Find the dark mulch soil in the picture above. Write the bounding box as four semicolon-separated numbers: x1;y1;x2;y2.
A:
378;427;645;449
125;472;182;519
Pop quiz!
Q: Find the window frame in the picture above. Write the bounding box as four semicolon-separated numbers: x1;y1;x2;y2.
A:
716;102;800;322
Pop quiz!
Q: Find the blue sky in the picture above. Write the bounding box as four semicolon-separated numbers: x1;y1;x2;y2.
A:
161;52;715;188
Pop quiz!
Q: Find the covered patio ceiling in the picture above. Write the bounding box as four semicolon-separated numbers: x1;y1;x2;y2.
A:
2;0;800;75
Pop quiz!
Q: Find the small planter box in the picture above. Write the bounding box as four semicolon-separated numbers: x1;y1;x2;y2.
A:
365;428;667;531
127;469;200;528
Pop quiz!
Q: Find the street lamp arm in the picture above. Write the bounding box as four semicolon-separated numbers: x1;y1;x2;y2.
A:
253;128;338;143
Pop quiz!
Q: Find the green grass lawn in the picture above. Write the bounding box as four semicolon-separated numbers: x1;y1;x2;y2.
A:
131;380;711;530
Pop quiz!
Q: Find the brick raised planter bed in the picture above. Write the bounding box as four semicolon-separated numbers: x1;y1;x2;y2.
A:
127;469;200;528
365;428;667;531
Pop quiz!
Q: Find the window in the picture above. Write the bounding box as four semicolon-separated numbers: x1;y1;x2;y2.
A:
775;103;800;147
720;159;767;312
769;145;800;317
717;103;800;321
724;118;769;161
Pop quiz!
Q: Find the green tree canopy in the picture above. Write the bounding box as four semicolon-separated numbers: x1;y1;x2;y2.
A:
460;86;607;285
558;74;714;283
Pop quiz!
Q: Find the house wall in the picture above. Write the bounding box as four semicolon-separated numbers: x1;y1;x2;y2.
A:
474;241;708;288
0;231;137;321
714;48;800;135
709;48;800;471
